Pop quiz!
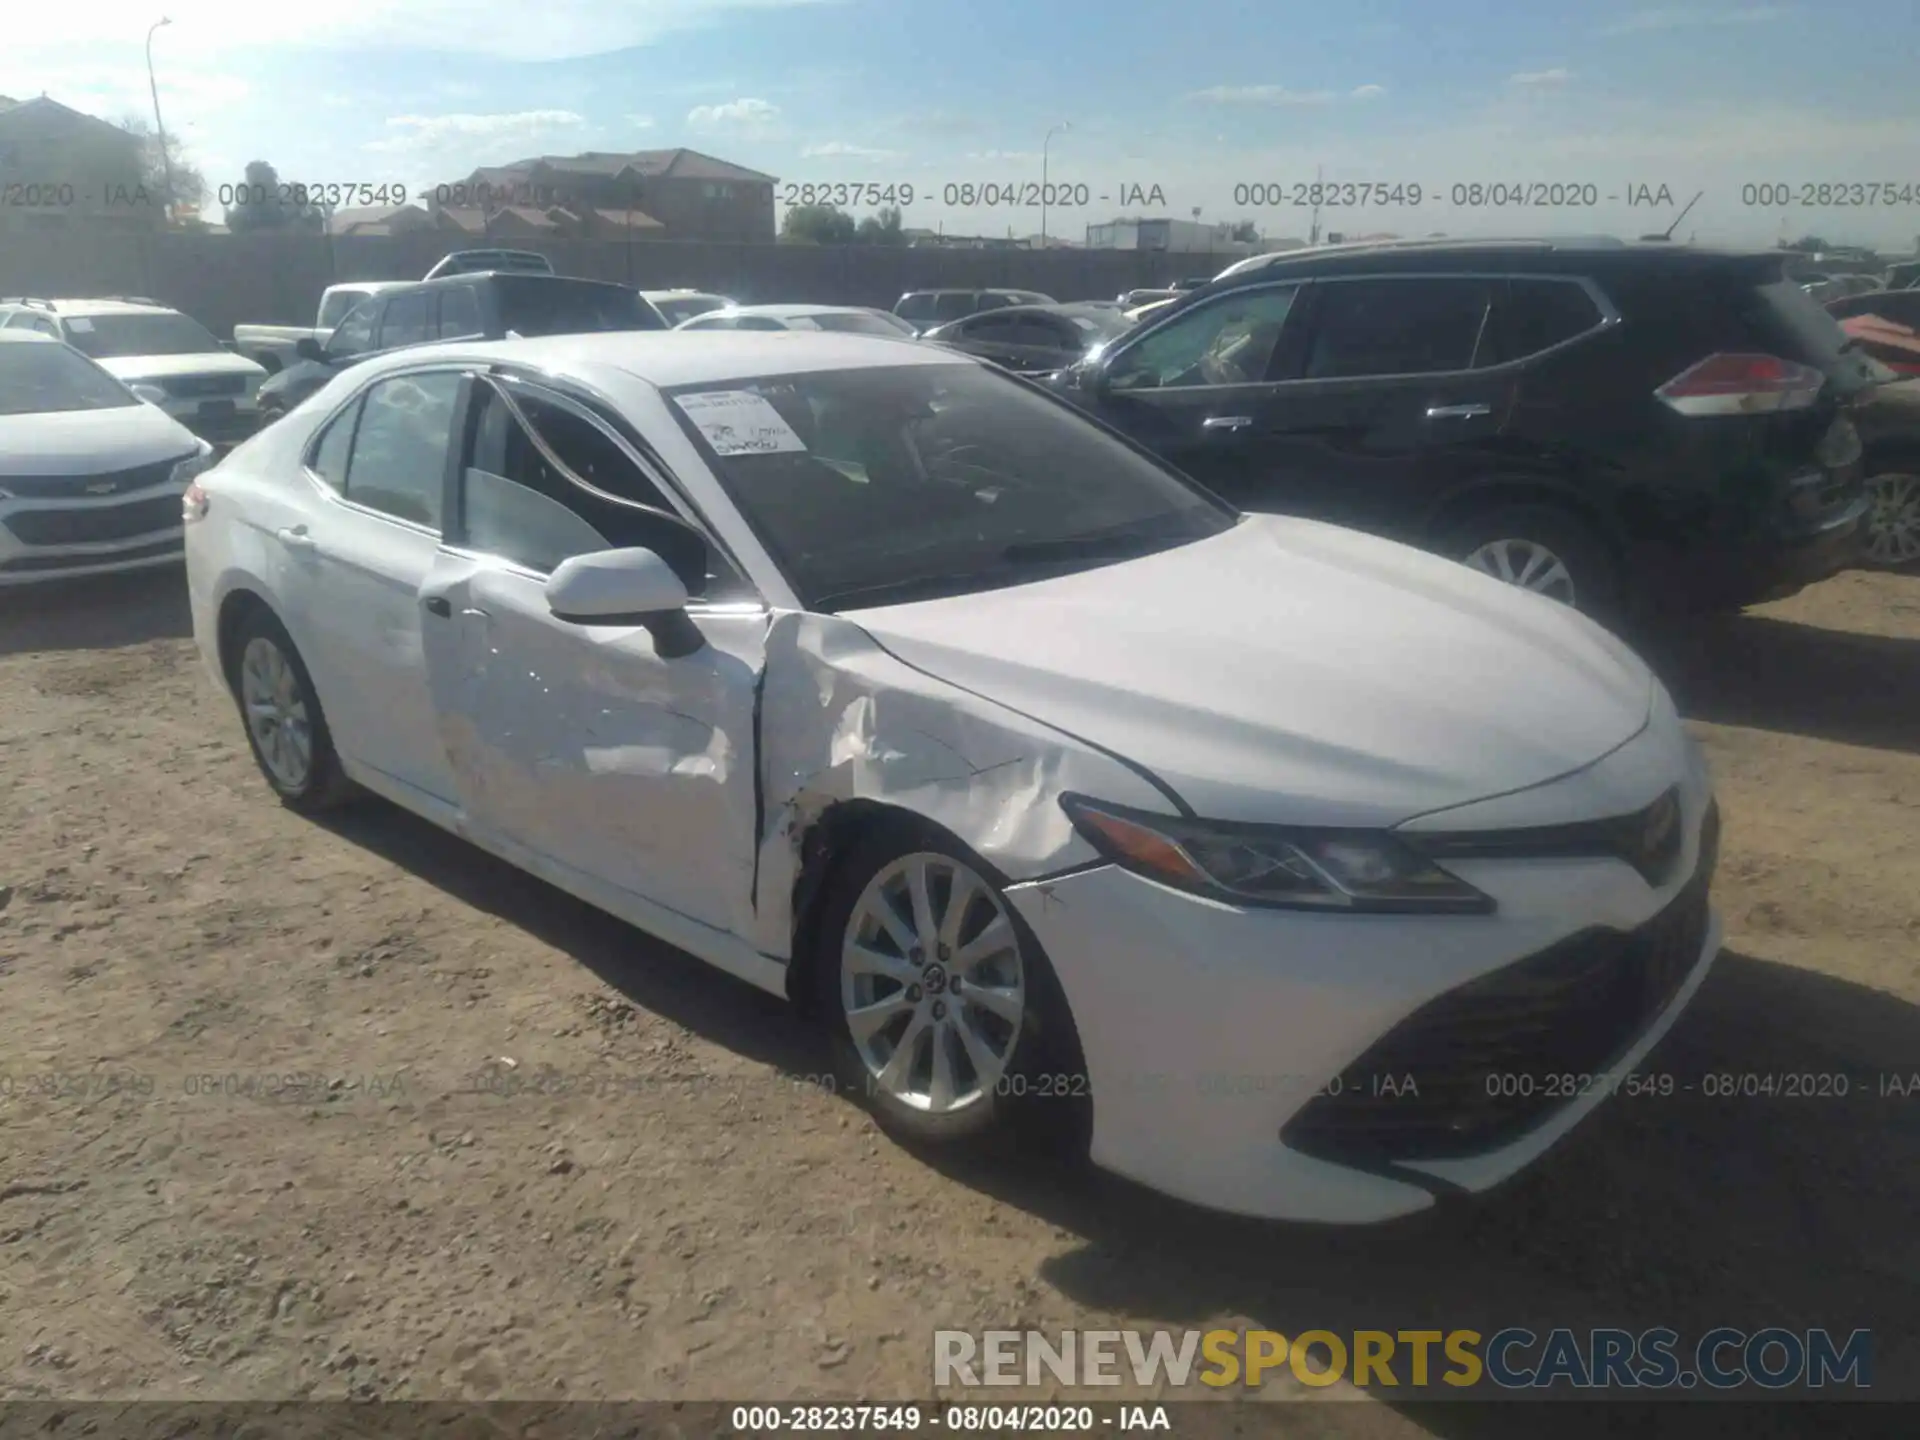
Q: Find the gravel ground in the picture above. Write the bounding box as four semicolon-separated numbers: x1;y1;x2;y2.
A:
1;565;1917;1439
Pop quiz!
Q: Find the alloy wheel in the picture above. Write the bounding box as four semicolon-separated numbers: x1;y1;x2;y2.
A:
1864;473;1920;567
239;635;313;790
840;852;1027;1115
1462;537;1578;605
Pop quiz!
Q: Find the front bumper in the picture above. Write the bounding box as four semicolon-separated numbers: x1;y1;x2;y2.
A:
1005;725;1721;1224
0;485;188;586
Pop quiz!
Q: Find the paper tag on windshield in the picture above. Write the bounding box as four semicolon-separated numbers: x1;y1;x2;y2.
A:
67;317;95;332
674;390;807;456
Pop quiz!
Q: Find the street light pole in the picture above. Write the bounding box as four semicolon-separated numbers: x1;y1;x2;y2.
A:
146;17;177;222
1040;122;1070;248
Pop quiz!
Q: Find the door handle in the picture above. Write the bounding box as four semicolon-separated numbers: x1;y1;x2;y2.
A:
1425;403;1491;419
275;526;316;552
422;596;452;618
1203;415;1254;431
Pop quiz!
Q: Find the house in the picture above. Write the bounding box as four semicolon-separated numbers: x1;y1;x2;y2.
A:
431;149;775;243
430;203;666;242
327;202;440;237
1084;216;1253;253
0;95;159;233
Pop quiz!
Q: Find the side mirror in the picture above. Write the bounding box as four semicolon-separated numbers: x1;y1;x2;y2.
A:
130;383;167;405
294;337;325;363
545;547;705;657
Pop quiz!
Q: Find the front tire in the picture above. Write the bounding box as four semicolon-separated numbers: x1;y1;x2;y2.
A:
1862;471;1920;570
814;821;1088;1148
1444;503;1620;617
230;608;354;812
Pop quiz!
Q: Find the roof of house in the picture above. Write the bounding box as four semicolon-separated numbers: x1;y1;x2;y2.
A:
327;203;428;235
0;95;141;148
589;206;665;229
472;148;777;185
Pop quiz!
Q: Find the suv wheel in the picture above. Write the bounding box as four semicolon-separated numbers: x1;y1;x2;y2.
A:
1863;472;1920;569
1445;504;1618;616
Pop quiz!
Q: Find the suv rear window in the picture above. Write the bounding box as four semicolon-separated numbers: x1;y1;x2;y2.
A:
494;278;665;335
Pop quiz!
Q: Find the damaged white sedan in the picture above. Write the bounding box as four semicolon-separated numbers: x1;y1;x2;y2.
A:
185;331;1723;1223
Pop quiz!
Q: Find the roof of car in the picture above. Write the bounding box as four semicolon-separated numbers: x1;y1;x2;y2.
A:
1215;237;1779;283
696;304;885;319
373;330;971;388
0;328;57;343
640;289;731;299
24;298;180;317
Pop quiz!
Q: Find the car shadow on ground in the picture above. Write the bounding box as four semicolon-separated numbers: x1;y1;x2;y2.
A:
313;800;829;1078
0;566;192;657
1637;610;1920;756
313;799;1918;1437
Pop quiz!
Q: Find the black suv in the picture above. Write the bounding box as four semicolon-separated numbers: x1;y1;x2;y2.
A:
1050;239;1878;617
893;288;1055;336
257;272;667;419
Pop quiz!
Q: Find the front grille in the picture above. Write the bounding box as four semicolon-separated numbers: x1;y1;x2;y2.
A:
4;494;184;547
160;372;246;399
1283;801;1719;1166
184;408;260;444
1412;785;1686;888
0;536;183;573
0;456;187;500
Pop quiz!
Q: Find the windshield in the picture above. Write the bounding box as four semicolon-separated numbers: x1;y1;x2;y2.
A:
653;296;729;326
496;279;665;335
63;312;224;359
318;289;380;328
665;361;1234;611
0;342;140;414
1061;307;1134;341
809;311;916;336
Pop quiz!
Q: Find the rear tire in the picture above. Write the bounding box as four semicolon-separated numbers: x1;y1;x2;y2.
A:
1443;504;1621;618
812;818;1090;1151
229;608;355;812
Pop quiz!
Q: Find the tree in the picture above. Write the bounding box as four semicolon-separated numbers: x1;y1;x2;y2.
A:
224;160;325;233
118;116;206;218
781;203;857;244
1229;220;1259;244
1782;234;1829;253
856;206;905;245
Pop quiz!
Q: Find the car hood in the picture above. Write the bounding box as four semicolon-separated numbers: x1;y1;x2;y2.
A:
94;351;266;383
843;515;1655;828
0;403;203;474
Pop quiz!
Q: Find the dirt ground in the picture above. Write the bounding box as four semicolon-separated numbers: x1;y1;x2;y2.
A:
2;564;1917;1438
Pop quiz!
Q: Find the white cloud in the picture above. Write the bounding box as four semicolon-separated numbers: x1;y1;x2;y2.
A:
1597;6;1794;34
687;97;779;128
801;140;904;161
1350;84;1386;99
1508;68;1573;85
363;109;586;157
1189;85;1339;105
965;149;1041;163
625;114;656;129
0;0;847;63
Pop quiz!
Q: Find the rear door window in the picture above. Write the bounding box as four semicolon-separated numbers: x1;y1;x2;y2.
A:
377;292;434;350
436;284;482;340
1482;279;1604;365
1302;278;1494;379
933;292;977;322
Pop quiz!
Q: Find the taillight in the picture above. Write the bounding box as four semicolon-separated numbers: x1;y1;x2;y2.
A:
182;480;209;522
1655;352;1826;416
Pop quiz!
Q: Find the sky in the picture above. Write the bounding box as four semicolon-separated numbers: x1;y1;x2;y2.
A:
5;0;1919;248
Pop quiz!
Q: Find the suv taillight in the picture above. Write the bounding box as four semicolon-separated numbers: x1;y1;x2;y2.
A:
1655;352;1826;416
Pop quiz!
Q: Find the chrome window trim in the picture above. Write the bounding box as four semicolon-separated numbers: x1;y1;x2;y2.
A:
1106;272;1620;392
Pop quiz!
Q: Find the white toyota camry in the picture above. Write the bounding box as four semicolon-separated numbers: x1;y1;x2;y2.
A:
184;331;1722;1223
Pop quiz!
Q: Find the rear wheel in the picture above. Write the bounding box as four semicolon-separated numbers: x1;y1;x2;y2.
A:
814;822;1088;1148
1862;472;1920;569
229;609;354;812
1444;504;1619;617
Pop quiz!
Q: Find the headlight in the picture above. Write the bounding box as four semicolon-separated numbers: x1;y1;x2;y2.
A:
1060;794;1494;914
170;440;216;487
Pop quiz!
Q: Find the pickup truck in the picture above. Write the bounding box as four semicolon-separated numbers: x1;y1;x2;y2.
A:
231;281;408;373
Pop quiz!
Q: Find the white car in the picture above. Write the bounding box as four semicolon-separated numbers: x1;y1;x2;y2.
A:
0;298;268;450
676;304;918;338
639;290;737;326
0;330;216;585
183;331;1722;1223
